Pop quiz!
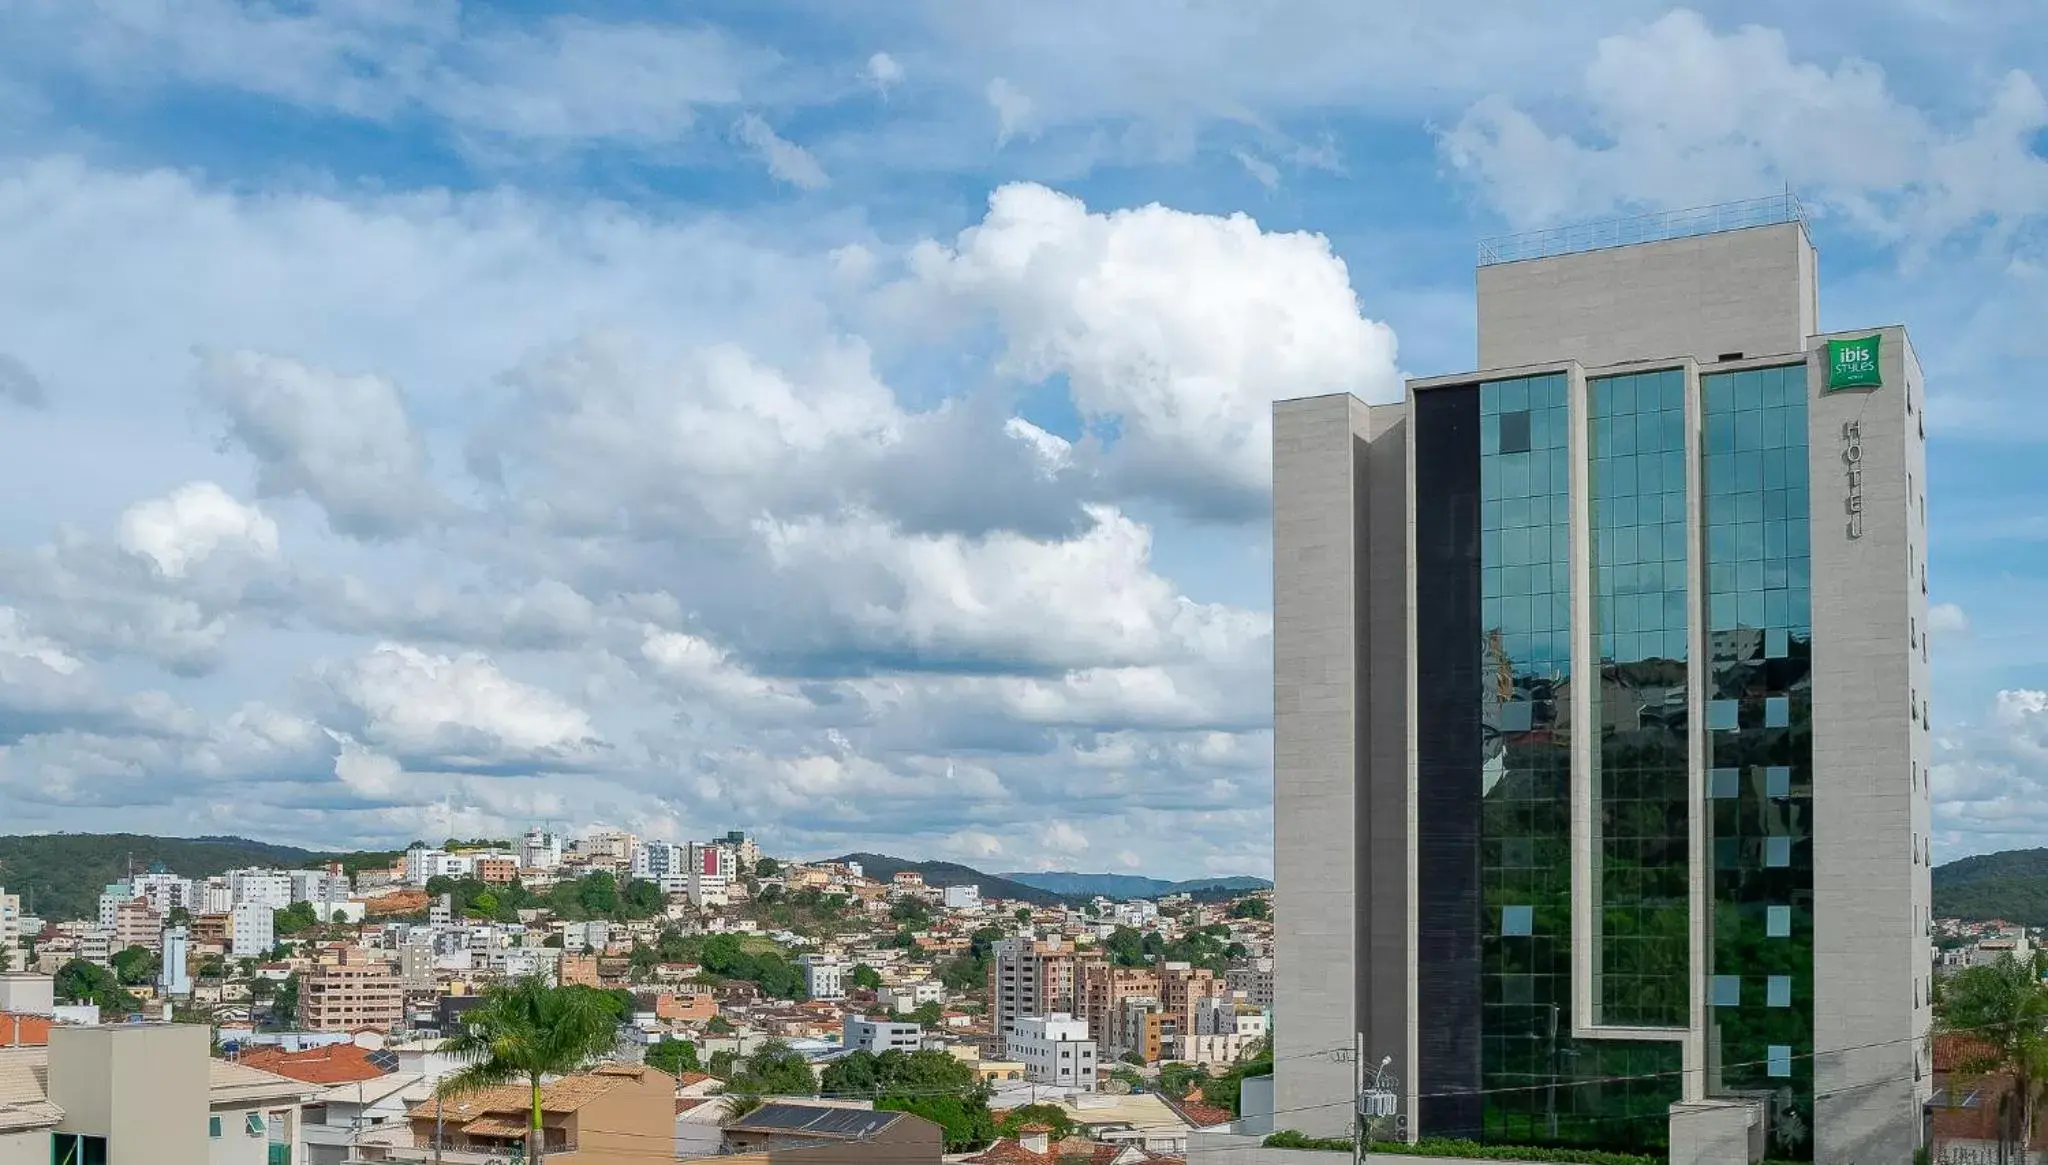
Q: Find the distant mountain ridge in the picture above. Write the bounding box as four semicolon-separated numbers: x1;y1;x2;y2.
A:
828;853;1071;905
1000;871;1273;900
1933;848;2048;927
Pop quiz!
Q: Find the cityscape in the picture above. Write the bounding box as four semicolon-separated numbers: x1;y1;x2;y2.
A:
0;5;2042;1165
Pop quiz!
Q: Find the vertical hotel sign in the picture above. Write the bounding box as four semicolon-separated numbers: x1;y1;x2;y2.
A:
1827;335;1880;540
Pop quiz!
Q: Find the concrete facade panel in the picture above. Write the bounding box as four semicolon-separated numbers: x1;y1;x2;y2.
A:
1478;224;1815;371
1808;326;1928;1165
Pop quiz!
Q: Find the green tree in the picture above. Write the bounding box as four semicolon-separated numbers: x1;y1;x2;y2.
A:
727;1040;816;1096
708;1049;738;1079
939;955;984;993
1228;897;1270;921
109;945;159;987
1203;1043;1273;1117
1158;1061;1210;1099
890;898;933;926
167;906;192;926
576;872;622;918
273;900;319;936
754;858;781;878
849;964;883;991
272;974;300;1029
1939;953;2048;1162
720;1092;765;1121
877;1096;994;1152
909;1001;945;1028
707;1015;735;1035
646;1039;701;1075
438;975;628;1164
1106;926;1147;967
1014;907;1031;924
53;959;141;1015
997;1103;1078;1141
622;878;664;916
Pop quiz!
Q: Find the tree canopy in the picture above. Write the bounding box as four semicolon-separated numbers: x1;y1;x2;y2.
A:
53;959;142;1015
1228;897;1271;920
646;1039;701;1076
725;1040;817;1096
820;1048;993;1153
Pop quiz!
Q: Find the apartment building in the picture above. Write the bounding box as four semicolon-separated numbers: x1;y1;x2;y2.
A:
800;955;846;1001
1077;963;1156;1050
110;900;161;955
988;939;1090;1041
471;856;516;885
1273;198;1933;1159
1224;957;1274;1010
160;927;192;998
0;889;19;969
685;842;737;907
1008;1014;1097;1093
843;1015;923;1054
296;948;403;1034
229;903;273;959
227;869;293;910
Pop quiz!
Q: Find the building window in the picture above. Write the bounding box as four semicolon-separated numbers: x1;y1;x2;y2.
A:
1765;766;1791;798
246;1113;266;1137
1767;1045;1793;1078
1764;697;1790;728
1709;767;1739;799
209;1117;223;1139
1767;906;1792;938
1711;975;1740;1007
1766;837;1792;868
1498;409;1532;454
1500;905;1534;936
1768;976;1792;1008
1709;700;1738;731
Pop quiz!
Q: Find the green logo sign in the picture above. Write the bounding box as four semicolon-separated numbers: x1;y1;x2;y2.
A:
1827;334;1882;391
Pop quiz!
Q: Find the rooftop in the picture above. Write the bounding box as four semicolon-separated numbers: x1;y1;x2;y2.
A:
234;1041;397;1085
1476;193;1808;267
726;1101;908;1139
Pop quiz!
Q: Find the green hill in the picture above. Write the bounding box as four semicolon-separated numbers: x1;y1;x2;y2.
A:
0;834;398;923
1932;849;2048;926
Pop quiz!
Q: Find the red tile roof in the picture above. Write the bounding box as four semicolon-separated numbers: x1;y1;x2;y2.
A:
232;1043;392;1085
0;1015;51;1047
1160;1094;1235;1128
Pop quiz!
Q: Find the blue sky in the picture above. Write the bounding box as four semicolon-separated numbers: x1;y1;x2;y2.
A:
0;1;2043;877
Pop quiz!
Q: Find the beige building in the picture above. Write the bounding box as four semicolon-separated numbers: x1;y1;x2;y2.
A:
297;948;403;1034
110;900;161;955
0;1023;312;1165
362;1063;675;1164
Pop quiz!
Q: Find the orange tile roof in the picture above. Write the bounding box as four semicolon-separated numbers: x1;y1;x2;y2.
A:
459;1115;533;1140
1160;1094;1235;1128
434;1065;642;1120
234;1043;391;1085
0;1015;52;1048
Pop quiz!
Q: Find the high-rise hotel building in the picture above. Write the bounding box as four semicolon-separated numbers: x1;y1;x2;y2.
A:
1273;200;1932;1164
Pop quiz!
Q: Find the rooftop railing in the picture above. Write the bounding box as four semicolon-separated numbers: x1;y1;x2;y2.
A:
1477;193;1808;266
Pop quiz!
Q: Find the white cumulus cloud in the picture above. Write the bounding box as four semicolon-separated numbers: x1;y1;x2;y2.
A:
117;482;279;580
324;643;603;764
906;183;1400;517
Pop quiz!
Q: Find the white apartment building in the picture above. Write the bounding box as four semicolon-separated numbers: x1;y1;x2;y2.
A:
943;885;982;910
78;929;112;967
843;1015;923;1054
230;901;274;958
1008;1013;1097;1093
228;868;293;910
631;842;682;881
132;871;193;917
522;828;563;869
880;982;946;1013
96;883;133;928
197;877;234;914
0;888;20;967
800;955;846;1001
289;869;350;905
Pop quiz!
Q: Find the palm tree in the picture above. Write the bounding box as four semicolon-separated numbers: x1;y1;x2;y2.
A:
437;974;625;1164
1937;953;2048;1165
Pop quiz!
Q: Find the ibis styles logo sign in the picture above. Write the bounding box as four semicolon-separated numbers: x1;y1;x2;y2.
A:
1826;334;1882;391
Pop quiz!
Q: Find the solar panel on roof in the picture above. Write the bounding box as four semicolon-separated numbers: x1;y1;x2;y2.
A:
366;1050;400;1072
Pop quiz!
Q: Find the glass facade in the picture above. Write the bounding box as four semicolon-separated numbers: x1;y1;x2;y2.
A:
1586;369;1691;1028
1703;365;1815;1159
1476;373;1680;1151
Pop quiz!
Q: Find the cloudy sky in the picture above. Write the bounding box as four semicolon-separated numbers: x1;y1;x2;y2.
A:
0;2;2042;878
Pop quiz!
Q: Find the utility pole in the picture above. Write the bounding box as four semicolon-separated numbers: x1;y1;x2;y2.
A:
1353;1031;1365;1165
432;1095;443;1165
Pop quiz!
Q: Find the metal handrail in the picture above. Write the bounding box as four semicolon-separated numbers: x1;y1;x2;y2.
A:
1477;193;1808;266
